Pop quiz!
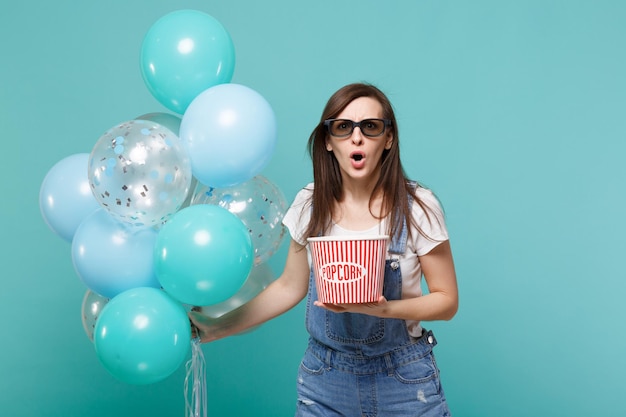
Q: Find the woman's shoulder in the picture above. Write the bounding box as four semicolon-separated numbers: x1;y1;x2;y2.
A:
289;182;314;206
406;181;449;246
408;181;445;215
413;184;438;201
295;182;314;196
407;180;436;200
283;183;314;245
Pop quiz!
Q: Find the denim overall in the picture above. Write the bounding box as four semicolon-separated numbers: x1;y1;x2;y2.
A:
295;189;451;416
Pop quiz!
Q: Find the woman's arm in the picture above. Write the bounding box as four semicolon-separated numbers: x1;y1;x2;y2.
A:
190;239;311;343
315;240;458;321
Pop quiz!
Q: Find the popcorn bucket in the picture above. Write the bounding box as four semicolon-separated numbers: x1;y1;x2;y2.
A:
307;235;389;304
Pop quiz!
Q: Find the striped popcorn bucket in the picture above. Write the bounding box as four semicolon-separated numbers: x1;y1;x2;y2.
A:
307;236;389;304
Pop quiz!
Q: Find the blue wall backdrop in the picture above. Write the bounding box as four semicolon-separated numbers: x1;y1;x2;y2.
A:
2;1;625;416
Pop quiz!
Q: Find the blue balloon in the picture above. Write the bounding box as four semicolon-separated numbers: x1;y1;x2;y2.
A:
39;153;100;242
94;287;191;385
140;10;235;114
154;204;253;306
179;83;277;187
72;209;160;298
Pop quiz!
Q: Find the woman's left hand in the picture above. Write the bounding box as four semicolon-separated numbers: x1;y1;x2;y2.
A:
314;296;389;316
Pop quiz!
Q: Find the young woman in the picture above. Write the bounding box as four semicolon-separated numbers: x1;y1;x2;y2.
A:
190;83;458;416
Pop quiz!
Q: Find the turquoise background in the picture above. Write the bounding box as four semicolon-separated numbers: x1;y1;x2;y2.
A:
2;1;625;416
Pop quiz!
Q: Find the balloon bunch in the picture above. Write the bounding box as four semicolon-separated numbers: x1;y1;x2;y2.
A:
39;10;287;388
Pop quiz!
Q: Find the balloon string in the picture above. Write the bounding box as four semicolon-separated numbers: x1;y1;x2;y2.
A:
185;336;207;417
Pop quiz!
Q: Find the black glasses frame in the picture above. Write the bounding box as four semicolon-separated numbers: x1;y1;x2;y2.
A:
323;118;392;138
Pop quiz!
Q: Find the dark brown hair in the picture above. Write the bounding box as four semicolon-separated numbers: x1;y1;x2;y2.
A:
304;82;437;241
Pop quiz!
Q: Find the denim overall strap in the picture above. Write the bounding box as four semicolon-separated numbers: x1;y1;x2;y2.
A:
389;180;417;255
305;181;418;356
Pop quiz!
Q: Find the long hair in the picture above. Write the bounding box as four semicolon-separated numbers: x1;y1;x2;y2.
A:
304;82;435;241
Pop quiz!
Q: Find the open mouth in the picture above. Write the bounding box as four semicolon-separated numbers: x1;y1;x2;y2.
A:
351;152;365;162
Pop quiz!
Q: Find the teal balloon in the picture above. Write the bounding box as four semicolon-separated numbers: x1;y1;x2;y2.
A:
140;10;235;114
179;83;277;187
94;287;191;385
135;112;182;135
154;204;253;306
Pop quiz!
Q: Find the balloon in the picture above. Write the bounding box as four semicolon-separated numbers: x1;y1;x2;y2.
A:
197;262;275;319
81;290;109;342
136;112;181;135
154;204;253;306
39;153;100;242
135;113;198;210
88;119;192;228
72;209;160;298
192;176;287;264
94;287;191;385
179;83;277;187
140;10;235;114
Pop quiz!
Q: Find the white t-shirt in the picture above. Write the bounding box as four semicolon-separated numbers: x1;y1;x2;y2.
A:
282;183;449;337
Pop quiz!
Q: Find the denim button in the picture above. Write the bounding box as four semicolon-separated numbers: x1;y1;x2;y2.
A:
427;335;434;344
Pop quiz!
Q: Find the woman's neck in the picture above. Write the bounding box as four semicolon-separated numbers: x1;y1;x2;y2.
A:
333;176;384;231
340;174;380;203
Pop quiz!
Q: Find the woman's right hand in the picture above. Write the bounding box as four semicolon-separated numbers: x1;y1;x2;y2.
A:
188;308;221;343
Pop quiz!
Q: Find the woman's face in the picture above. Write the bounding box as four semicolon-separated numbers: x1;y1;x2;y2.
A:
325;96;393;183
